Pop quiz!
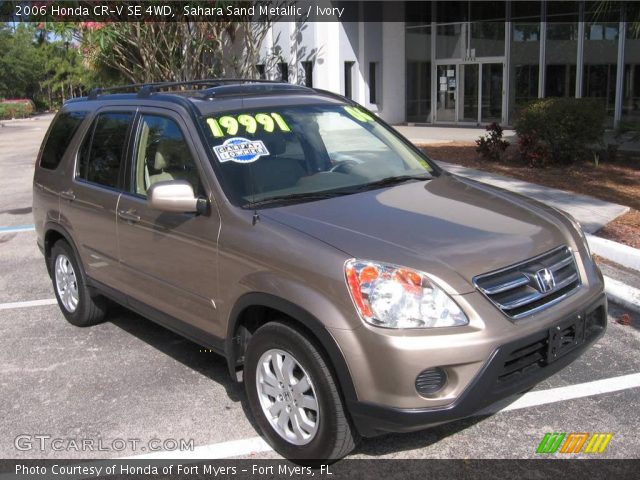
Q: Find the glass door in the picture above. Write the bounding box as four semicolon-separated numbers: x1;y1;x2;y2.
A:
436;64;457;122
481;63;504;123
459;64;479;122
435;61;504;124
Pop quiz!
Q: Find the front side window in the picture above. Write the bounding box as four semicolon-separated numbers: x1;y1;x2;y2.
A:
77;112;133;188
202;104;434;207
132;115;202;197
40;110;87;170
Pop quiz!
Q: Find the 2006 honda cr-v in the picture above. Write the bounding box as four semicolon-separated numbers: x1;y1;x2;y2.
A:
33;80;606;460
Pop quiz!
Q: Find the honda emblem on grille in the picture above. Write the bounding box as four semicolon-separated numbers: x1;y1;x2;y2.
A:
535;268;556;293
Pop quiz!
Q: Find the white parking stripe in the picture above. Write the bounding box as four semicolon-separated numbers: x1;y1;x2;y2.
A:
122;436;271;460
481;372;640;414
125;372;640;460
0;298;57;310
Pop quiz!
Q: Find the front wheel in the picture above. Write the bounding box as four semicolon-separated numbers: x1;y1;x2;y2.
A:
244;322;359;461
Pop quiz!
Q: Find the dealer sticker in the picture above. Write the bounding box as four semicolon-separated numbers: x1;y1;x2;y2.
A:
212;137;270;164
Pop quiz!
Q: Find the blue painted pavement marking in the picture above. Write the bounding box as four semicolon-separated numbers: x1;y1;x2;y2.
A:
0;224;35;233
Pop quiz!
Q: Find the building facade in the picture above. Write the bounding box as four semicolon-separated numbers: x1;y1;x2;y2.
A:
258;1;639;127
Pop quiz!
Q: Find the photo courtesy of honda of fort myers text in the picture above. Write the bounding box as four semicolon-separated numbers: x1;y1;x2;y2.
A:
1;0;640;479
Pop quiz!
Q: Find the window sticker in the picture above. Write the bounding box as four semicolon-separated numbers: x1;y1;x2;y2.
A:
212;137;270;164
343;106;374;122
207;113;291;138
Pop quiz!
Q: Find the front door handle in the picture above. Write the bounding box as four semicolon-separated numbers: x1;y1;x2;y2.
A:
60;190;76;201
118;209;140;223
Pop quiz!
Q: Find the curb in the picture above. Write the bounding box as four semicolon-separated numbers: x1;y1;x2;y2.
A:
604;275;640;314
587;234;640;273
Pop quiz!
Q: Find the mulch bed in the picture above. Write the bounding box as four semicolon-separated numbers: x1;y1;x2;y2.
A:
419;142;640;249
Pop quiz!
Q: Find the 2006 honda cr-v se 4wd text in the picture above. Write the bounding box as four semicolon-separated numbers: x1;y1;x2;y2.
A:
33;80;606;461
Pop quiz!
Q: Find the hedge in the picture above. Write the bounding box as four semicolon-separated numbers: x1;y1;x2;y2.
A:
514;98;606;166
0;99;36;120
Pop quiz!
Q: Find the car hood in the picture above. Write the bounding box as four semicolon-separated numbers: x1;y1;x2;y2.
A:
261;174;568;294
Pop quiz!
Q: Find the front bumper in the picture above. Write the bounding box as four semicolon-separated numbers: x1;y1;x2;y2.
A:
346;293;607;437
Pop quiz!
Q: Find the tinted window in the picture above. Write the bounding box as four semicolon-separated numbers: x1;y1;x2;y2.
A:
40;111;88;170
133;115;202;197
77;112;132;188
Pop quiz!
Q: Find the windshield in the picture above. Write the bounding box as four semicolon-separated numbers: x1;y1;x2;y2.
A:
202;104;435;207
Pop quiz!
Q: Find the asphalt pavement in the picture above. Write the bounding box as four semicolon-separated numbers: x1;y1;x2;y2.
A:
0;115;639;461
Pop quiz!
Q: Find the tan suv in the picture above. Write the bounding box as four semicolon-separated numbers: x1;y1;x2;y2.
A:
33;80;606;460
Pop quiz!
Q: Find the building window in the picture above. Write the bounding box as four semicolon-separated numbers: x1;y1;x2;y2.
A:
623;27;640;123
406;24;432;123
344;61;355;99
256;64;266;79
544;2;579;98
582;6;622;126
508;1;541;120
301;61;313;87
369;62;378;104
278;62;289;82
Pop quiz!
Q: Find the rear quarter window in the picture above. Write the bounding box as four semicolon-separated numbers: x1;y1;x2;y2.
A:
40;111;88;170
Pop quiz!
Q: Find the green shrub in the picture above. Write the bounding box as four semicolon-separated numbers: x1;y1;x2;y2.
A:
0;99;35;119
514;98;606;166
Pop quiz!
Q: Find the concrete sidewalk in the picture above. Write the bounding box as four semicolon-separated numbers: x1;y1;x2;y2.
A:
434;160;629;234
395;125;517;145
394;124;640;153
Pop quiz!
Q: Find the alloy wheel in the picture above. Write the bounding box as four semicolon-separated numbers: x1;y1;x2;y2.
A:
255;348;320;445
54;254;79;313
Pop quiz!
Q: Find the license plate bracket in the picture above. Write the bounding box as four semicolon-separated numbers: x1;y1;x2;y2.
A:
546;314;586;363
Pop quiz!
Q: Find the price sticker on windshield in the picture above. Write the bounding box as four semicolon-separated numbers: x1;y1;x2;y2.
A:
213;137;270;164
207;113;291;138
343;106;375;123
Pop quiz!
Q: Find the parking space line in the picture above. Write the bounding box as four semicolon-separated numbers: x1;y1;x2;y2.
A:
485;372;640;413
125;372;640;460
0;224;35;233
123;436;271;460
0;298;57;310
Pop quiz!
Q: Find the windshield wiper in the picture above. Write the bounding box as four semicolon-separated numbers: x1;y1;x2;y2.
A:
244;174;432;208
353;174;432;191
244;190;349;208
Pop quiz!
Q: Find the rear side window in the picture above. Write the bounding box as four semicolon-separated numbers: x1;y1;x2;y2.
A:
40;111;88;170
77;112;133;189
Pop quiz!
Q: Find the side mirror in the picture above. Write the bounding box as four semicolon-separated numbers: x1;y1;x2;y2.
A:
147;180;207;214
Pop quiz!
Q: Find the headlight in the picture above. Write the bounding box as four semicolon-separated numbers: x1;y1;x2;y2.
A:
344;260;469;329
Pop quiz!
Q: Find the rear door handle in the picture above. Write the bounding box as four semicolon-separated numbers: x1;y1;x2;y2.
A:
60;190;76;201
118;209;140;223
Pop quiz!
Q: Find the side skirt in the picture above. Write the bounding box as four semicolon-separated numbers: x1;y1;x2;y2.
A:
86;277;226;356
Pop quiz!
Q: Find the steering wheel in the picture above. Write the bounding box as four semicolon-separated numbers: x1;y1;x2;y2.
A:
329;160;359;174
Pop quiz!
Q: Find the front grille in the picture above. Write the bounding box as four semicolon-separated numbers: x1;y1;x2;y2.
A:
474;246;581;319
496;303;606;386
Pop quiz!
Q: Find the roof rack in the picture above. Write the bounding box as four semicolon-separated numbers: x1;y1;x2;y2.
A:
200;82;312;99
86;78;285;100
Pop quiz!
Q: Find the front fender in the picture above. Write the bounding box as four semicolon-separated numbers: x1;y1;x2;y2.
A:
225;289;360;403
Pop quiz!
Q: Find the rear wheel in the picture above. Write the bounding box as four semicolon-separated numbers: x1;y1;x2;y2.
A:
244;321;359;461
50;241;107;327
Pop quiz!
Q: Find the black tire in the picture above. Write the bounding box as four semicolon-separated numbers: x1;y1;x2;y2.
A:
244;321;359;461
50;240;107;327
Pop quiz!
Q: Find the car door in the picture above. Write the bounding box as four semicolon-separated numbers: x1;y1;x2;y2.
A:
116;109;220;334
60;110;134;289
